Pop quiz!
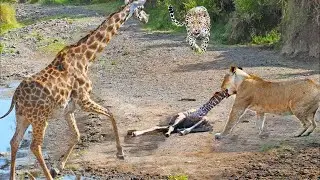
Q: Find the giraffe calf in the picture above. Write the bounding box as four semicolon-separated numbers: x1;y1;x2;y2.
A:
128;89;230;137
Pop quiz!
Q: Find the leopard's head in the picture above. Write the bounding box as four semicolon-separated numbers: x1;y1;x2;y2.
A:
185;6;210;38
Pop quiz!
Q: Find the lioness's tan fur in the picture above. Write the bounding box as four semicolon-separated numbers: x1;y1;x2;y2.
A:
215;67;320;139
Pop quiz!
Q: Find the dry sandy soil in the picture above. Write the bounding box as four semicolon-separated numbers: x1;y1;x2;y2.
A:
0;4;319;180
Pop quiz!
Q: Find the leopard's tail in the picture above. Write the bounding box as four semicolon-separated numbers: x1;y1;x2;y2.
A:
168;5;185;27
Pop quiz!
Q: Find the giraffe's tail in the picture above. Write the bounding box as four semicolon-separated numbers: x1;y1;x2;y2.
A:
168;5;185;27
0;94;15;119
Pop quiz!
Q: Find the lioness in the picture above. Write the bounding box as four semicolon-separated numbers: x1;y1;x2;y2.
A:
215;66;320;139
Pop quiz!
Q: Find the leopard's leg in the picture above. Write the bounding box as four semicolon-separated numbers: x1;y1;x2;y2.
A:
186;33;201;53
200;34;210;53
165;113;186;137
178;116;207;136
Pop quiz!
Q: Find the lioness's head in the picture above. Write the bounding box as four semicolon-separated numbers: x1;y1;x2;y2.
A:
221;66;249;95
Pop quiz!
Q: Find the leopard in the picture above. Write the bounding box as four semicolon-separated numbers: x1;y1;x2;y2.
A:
168;5;211;54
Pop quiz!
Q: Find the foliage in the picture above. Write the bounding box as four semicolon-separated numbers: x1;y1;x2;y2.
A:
0;0;16;3
144;0;285;45
143;2;179;31
168;174;188;180
84;0;123;13
227;0;283;43
0;43;4;53
0;3;20;34
251;29;280;46
35;0;119;5
144;0;233;34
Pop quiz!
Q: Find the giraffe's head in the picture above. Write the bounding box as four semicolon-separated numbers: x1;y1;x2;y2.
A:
220;66;249;95
125;0;149;23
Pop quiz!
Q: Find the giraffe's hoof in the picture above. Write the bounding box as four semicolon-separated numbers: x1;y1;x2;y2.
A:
116;153;125;160
165;133;170;137
50;168;60;178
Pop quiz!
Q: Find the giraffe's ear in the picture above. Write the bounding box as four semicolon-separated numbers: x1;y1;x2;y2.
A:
238;67;243;70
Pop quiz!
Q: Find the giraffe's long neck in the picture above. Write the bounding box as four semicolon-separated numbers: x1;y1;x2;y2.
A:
50;3;136;73
195;89;230;117
75;5;132;62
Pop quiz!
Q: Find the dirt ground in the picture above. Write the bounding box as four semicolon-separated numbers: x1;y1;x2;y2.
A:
0;4;319;179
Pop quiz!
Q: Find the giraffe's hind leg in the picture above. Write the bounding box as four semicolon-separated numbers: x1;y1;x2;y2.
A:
54;100;79;171
30;121;53;180
10;115;30;180
59;114;79;170
78;95;124;159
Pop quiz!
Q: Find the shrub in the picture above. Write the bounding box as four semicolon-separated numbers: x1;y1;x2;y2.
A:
227;0;283;43
251;29;280;46
0;3;20;34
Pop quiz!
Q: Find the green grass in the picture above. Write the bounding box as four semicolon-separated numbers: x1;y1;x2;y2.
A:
0;43;4;53
168;174;188;180
259;143;279;152
85;1;123;14
143;4;181;32
251;29;281;46
0;3;21;34
38;41;66;53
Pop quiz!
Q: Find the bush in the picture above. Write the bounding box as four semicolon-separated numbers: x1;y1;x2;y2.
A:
252;29;280;46
144;0;234;34
0;3;20;34
227;0;283;43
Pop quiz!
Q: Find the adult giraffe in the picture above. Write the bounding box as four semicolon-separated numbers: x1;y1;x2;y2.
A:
0;0;148;179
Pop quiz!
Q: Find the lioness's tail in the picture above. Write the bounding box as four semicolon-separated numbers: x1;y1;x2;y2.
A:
0;94;15;119
168;5;185;27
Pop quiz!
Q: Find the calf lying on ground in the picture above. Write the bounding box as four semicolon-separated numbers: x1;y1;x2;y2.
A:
128;89;230;137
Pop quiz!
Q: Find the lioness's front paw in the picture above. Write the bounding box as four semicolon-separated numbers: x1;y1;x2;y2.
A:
214;133;222;140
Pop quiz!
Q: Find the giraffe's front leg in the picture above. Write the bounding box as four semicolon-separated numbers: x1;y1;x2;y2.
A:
165;113;186;137
129;126;169;136
78;95;124;159
178;116;207;136
58;100;79;170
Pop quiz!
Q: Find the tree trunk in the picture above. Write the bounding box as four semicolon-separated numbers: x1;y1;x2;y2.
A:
281;0;320;58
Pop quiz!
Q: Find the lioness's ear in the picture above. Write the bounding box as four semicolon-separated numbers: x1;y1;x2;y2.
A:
230;66;236;73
